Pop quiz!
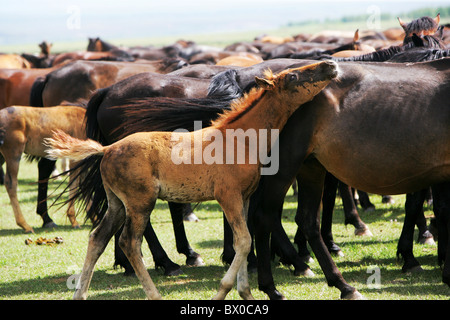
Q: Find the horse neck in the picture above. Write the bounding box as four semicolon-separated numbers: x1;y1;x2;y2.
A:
213;90;295;150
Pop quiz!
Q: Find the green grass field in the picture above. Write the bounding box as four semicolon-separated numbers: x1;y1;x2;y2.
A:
0;159;448;300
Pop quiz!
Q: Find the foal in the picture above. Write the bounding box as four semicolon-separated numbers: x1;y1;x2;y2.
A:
0;105;86;233
45;61;338;300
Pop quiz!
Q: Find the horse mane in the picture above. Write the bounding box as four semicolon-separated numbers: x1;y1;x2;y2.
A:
112;68;245;138
208;69;243;100
116;96;233;138
334;44;405;62
402;16;440;40
210;85;265;128
388;48;450;63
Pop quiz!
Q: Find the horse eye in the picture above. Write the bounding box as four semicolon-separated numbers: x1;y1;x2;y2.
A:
289;74;297;82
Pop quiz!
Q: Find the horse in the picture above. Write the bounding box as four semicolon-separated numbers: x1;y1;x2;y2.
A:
0;67;57;109
51;50;135;67
0;54;31;69
249;58;450;299
44;61;340;300
216;55;263;67
29;60;188;108
398;13;441;43
74;69;244;276
0;105;86;233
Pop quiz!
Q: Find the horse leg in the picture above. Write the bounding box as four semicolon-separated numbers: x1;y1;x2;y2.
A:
37;158;57;228
213;195;253;300
73;189;126;299
66;160;81;228
397;190;427;273
338;181;372;236
415;200;435;245
431;182;450;286
222;214;257;273
119;199;162;300
4;154;34;233
321;173;343;256
296;159;362;299
143;217;183;276
0;154;5;185
356;190;375;212
114;217;184;276
168;202;204;267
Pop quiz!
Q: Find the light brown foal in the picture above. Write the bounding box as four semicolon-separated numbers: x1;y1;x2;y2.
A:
45;61;339;300
0;105;86;233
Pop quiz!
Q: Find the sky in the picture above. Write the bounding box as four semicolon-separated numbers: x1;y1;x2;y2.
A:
0;0;448;47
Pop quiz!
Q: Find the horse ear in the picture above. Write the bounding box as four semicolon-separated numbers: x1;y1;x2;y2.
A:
353;29;359;42
434;13;440;25
255;76;274;89
398;17;407;30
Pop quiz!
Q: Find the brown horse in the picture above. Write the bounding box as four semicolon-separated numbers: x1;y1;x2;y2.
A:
216;55;263;67
45;61;339;300
51;50;134;67
0;54;31;69
0;67;57;109
0;105;86;233
30;60;188;108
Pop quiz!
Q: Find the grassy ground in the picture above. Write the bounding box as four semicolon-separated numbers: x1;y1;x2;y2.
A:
0;159;448;300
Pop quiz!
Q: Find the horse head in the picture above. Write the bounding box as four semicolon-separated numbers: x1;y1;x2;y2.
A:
255;61;339;110
398;13;440;35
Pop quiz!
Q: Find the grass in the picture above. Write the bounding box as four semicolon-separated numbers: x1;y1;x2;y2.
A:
0;159;449;300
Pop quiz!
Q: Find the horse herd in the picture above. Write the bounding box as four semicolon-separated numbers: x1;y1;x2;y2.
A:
0;14;449;300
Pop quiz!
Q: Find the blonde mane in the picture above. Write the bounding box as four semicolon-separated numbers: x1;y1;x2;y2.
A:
211;68;280;128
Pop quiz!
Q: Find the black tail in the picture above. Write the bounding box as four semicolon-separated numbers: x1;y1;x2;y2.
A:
29;76;47;107
85;87;109;143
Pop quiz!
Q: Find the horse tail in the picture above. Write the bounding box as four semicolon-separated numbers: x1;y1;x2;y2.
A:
45;130;105;161
45;129;108;228
29;76;47;107
85;87;109;144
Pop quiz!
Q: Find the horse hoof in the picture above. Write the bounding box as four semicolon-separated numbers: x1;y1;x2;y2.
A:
186;256;205;267
331;249;345;257
405;265;424;273
342;290;364;300
72;225;81;230
363;206;375;213
43;221;58;229
268;290;286;300
294;267;315;277
418;230;435;245
24;228;35;234
165;268;184;276
355;227;373;237
184;212;199;222
419;237;436;246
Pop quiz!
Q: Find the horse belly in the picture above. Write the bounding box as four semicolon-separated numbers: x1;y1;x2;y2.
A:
158;171;215;203
315;120;450;195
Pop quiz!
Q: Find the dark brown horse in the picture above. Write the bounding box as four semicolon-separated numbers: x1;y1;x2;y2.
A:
250;58;450;299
